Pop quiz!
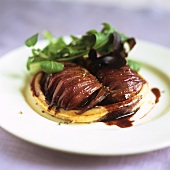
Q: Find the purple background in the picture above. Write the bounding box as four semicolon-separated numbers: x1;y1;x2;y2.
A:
0;0;170;169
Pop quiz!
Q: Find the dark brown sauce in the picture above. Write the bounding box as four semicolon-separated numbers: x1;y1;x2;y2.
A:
30;74;37;96
30;72;41;97
151;88;161;103
100;97;139;128
105;114;134;128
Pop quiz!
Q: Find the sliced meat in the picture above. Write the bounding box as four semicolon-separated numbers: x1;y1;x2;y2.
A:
40;62;108;111
96;65;146;104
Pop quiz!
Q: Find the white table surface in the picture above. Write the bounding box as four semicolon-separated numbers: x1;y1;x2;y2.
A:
1;0;170;169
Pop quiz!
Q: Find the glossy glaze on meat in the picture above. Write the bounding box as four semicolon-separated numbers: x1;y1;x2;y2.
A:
96;65;146;104
39;62;146;117
40;62;108;112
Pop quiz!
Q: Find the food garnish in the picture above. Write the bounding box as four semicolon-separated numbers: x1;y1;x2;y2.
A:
25;23;140;74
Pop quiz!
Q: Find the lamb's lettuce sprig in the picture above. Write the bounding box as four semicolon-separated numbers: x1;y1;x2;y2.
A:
25;23;141;74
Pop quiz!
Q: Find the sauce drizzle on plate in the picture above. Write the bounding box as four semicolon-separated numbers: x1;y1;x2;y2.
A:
105;114;135;128
151;88;161;103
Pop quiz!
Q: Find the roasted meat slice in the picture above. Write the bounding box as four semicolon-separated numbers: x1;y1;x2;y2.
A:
39;62;108;111
96;65;146;104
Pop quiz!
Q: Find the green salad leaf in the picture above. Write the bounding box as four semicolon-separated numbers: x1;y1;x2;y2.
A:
40;61;64;73
25;33;39;47
127;59;142;71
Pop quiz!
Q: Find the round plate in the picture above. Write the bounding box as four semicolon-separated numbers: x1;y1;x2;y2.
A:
0;40;170;156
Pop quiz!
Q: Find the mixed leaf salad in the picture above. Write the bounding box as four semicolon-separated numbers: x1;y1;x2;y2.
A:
25;23;141;74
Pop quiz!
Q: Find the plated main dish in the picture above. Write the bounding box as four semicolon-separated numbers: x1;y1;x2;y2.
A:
25;23;157;126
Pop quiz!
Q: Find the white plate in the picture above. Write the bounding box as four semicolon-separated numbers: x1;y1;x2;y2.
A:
0;40;170;156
